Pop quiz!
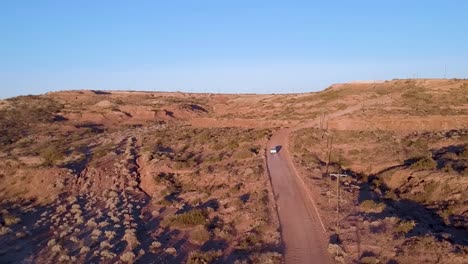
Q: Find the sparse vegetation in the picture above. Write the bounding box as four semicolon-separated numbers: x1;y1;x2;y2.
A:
40;146;65;166
359;200;386;213
395;220;416;235
410;156;437;171
1;80;466;264
187;250;222;264
165;209;207;227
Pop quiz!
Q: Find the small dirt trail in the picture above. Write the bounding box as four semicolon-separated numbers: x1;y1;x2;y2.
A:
267;129;331;264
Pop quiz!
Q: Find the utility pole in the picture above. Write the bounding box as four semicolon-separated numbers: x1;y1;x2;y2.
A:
325;136;334;181
330;173;348;235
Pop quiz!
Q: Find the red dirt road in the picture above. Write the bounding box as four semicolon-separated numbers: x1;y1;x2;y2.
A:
267;129;330;264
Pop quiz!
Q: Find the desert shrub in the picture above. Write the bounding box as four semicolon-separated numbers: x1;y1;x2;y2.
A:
414;182;438;202
91;144;114;164
0;96;63;146
401;86;433;106
2;212;21;226
14;231;26;238
149;241;162;253
105;230;116;240
384;190;398;200
100;241;111;249
123;229;140;249
40;146;65;166
441;163;456;173
186;250;222;264
359;200;386;213
0;226;12;235
238;232;262;249
166;209;206;227
100;249;116;259
410;157;436;171
233;148;253;159
79;246;90;254
211;142;225;151
58;254;70;262
226;141;239;150
190;226;210;244
395;220;416;235
360;256;379;264
91;229;102;239
51;244;63;253
460;147;468;159
331;153;351;168
249;252;282;264
165;247;177;255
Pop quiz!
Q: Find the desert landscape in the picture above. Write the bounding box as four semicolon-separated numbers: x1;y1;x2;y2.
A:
0;78;467;263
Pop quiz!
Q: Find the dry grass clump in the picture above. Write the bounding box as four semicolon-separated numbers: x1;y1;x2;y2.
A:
105;230;116;240
86;218;97;228
165;209;207;227
1;211;21;226
91;228;102;240
123;229;140;250
120;251;135;263
149;241;162;253
410;157;437;171
360;256;379;264
359;200;386;213
40;146;65;166
0;226;12;235
248;252;282;264
165;247;177;255
100;241;112;249
100;249;116;259
189;226;211;245
186;250;222;264
15;231;27;238
395;220;416;235
79;246;90;255
237;232;263;250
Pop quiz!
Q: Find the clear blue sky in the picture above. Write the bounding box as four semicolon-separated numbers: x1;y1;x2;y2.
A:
1;1;467;98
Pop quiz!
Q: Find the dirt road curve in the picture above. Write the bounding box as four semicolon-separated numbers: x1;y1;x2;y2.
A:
267;129;330;264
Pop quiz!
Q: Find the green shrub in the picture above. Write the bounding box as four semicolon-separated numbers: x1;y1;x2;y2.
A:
360;256;379;264
395;220;415;235
2;213;21;226
410;157;436;171
166;209;206;227
40;146;64;166
384;191;398;200
190;226;210;244
238;233;262;249
1;210;21;226
186;250;222;264
360;200;386;213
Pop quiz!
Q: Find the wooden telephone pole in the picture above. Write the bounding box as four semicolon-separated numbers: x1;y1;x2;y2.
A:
330;173;348;234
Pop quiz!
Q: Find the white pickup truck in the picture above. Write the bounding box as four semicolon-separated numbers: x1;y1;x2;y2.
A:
270;146;278;154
